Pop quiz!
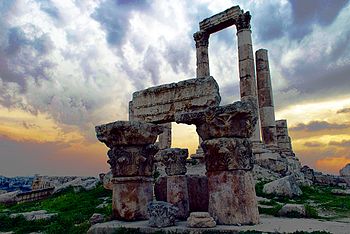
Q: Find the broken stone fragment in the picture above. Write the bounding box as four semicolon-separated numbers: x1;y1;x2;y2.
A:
201;137;253;172
147;201;178;227
263;175;302;198
175;100;257;140
278;204;306;217
159;148;188;176
340;163;350;177
187;212;216;228
95;121;164;148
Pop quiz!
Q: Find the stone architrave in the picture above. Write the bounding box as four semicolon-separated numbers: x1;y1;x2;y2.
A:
129;77;221;123
256;49;277;145
275;120;293;151
95;121;163;221
236;11;261;142
175;100;259;225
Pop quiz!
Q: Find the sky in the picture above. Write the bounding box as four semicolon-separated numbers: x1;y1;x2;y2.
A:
0;0;350;176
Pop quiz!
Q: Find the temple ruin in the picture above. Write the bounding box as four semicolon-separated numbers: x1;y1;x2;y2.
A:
95;5;301;229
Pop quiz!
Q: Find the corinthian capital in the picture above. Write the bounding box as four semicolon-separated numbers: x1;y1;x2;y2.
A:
236;11;251;32
193;30;209;48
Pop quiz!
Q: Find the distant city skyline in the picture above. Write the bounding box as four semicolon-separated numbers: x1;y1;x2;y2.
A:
0;0;350;176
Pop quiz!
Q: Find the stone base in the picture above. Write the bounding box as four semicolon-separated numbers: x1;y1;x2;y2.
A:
167;175;189;220
207;170;259;225
112;177;153;221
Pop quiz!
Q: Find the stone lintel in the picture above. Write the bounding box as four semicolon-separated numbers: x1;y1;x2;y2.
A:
130;77;221;124
199;6;241;34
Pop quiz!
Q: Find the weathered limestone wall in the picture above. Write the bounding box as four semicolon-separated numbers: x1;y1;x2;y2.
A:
276;120;293;151
129;77;221;123
256;49;277;145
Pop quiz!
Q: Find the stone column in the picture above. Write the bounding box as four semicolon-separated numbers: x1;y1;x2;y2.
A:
158;123;172;150
276;120;293;151
236;11;261;142
194;30;210;78
95;121;163;221
175;100;260;225
256;49;277;146
161;148;189;220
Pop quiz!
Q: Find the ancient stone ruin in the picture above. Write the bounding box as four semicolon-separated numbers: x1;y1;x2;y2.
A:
93;4;349;231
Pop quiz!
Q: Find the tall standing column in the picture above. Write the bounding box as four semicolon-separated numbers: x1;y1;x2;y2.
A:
256;49;277;146
194;30;210;78
236;12;260;142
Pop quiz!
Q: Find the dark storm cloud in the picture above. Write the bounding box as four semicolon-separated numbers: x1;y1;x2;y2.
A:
290;121;350;132
289;0;348;39
0;24;55;93
92;0;150;45
329;140;350;148
337;107;350;114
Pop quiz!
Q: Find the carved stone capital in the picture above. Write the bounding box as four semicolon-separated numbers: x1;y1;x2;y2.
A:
193;31;209;48
236;11;251;32
202;138;253;172
175;100;258;140
159;148;188;176
107;144;158;177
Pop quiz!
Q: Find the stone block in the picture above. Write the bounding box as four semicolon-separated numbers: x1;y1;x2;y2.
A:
167;175;189;220
95;121;163;148
148;201;178;227
187;212;216;228
112;177;153;221
263;176;302;198
201;137;253;172
130;77;221;123
278;204;306;217
207;170;259;225
239;59;255;79
340;163;350;177
175;100;258;140
238;44;254;61
258;87;273;107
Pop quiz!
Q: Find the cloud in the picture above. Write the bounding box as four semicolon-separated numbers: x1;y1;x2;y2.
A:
329;140;350;148
315;156;350;175
337;107;350;114
303;141;323;147
290;121;350;132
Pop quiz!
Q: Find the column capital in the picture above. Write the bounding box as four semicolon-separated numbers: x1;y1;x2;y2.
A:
193;30;209;48
236;11;251;32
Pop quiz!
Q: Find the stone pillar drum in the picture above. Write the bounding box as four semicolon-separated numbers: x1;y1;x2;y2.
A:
158;123;172;150
112;177;153;221
276;120;293;151
166;175;189;220
194;30;210;78
256;49;277;146
236;12;261;142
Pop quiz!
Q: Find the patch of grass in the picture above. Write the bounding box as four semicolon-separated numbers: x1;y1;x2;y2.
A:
0;184;112;233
